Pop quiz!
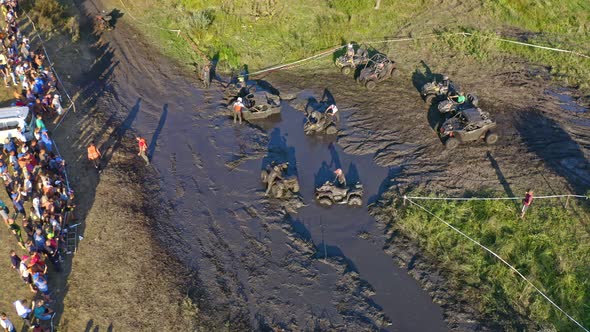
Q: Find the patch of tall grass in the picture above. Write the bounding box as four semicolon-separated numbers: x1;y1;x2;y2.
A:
378;194;590;330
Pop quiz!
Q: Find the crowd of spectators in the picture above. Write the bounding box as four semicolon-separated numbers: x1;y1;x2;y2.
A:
0;1;74;331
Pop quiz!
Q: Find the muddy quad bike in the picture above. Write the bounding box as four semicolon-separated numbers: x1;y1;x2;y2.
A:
315;181;363;206
439;107;498;149
357;54;396;90
227;87;282;121
95;10;113;31
335;46;369;75
421;78;459;104
437;93;479;115
260;162;300;198
304;110;338;135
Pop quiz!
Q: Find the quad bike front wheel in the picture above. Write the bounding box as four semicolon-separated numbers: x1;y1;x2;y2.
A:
341;66;352;75
325;125;337;135
260;170;268;183
318;197;333;206
485;131;499;145
424;94;435;104
445;137;459;150
348;196;362;206
365;80;377;90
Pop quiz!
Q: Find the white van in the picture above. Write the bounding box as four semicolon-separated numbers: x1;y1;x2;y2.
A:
0;106;35;143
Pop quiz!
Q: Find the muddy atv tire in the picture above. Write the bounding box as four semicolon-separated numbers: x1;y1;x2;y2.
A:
348;196;362;206
485;131;499;145
271;185;284;198
260;170;268;183
290;182;300;193
365;80;377;90
318;197;333;206
341;66;352;75
445;137;459;150
424;94;435;104
326;125;337;135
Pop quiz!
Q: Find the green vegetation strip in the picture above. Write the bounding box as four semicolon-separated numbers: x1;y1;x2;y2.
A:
397;195;590;331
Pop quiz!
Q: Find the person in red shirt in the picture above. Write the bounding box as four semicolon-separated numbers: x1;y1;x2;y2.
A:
136;136;149;165
521;189;534;219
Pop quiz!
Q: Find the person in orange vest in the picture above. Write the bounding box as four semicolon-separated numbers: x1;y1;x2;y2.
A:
136;136;149;165
233;97;244;124
87;141;101;170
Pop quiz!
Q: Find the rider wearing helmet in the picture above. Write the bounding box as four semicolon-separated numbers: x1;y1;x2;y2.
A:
449;91;465;104
233;97;245;124
346;43;355;64
334;168;346;187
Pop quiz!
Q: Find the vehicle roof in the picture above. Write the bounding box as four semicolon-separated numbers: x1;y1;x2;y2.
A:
461;107;485;123
0;106;29;120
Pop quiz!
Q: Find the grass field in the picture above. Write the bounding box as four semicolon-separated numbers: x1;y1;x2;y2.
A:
110;0;590;88
374;193;590;331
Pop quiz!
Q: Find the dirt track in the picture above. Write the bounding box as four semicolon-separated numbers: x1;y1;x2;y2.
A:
60;0;590;330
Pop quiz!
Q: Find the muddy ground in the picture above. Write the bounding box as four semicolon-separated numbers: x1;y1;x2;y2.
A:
29;0;590;331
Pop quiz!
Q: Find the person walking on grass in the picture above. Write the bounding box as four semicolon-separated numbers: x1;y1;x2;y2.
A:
0;313;16;332
136;136;149;165
521;189;534;219
9;250;20;270
87;141;102;171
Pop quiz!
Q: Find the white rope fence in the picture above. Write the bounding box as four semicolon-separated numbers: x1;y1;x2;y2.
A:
404;194;588;201
404;196;589;332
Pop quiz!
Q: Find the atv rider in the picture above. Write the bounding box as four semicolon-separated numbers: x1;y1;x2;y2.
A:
265;163;284;196
345;43;355;65
334;168;346;187
441;75;450;90
325;104;340;123
449;91;465;104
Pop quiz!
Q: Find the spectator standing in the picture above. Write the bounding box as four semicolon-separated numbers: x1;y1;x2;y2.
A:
233;97;244;124
32;300;53;321
521;189;534;219
9;250;20;270
0;313;15;332
136;136;149;165
12;300;32;327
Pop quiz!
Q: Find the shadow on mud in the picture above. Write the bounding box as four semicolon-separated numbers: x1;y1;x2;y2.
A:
262;128;297;176
515;109;590;194
411;60;443;94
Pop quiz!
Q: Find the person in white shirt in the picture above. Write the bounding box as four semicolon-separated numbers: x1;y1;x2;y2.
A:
51;94;63;115
12;300;32;327
0;312;16;332
325;104;340;123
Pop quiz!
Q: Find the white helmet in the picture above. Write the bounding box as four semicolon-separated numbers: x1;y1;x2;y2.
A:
54;94;59;98
237;97;242;102
347;43;353;48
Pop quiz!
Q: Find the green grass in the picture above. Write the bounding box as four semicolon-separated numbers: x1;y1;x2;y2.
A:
388;194;590;331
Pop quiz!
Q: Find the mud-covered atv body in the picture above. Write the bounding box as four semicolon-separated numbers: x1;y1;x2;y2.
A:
335;47;369;75
421;79;458;104
227;87;282;121
439;107;498;149
315;181;363;206
357;54;396;90
260;162;300;198
95;10;113;31
303;111;338;135
437;93;479;115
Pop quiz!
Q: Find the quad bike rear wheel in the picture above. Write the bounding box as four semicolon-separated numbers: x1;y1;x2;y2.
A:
271;185;284;198
260;170;268;183
290;182;300;193
424;94;435;104
326;125;337;135
341;66;352;75
318;197;333;206
365;80;377;90
348;196;362;206
445;137;459;150
485;131;499;145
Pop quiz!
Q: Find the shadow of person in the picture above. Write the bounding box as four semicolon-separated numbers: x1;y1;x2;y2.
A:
411;60;443;93
108;8;124;27
321;88;335;105
262;127;298;176
305;96;318;115
148;104;168;160
345;162;360;184
314;161;333;187
99;97;142;167
486;151;517;207
328;142;341;169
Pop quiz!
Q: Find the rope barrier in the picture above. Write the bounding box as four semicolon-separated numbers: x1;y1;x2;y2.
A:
404;194;588;201
404;197;589;332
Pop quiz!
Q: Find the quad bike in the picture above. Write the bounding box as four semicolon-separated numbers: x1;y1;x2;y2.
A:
260;162;300;198
421;76;459;104
439;107;498;149
95;10;113;31
304;110;338;135
357;53;396;90
335;46;369;75
437;93;479;114
315;181;363;206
